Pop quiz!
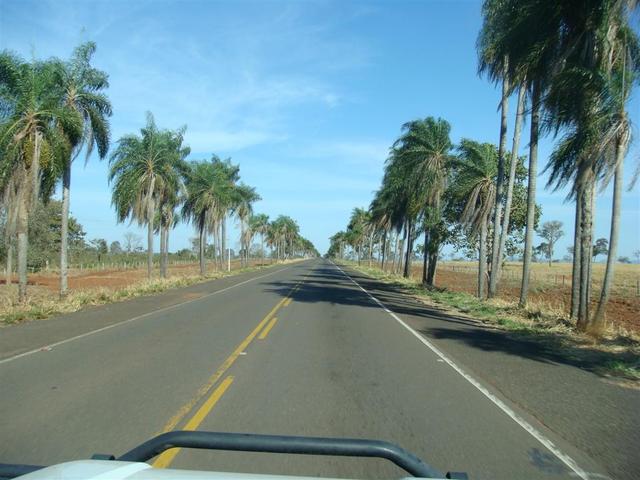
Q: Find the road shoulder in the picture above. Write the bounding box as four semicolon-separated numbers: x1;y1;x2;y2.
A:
337;262;640;480
0;263;297;362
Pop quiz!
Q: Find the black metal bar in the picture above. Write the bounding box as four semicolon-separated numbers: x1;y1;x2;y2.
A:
118;431;444;478
0;463;44;479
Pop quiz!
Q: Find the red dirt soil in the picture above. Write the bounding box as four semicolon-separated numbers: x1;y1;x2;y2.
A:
2;260;267;292
417;266;640;335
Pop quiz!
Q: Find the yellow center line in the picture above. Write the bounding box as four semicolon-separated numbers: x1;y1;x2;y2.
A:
158;295;287;434
258;317;278;340
154;273;310;468
153;376;235;468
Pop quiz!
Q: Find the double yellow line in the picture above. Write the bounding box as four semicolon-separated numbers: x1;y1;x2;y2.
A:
153;275;306;468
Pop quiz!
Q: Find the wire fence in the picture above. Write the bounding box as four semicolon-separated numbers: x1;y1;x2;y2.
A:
436;262;640;297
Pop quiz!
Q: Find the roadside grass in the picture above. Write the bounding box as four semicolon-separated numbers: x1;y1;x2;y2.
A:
343;261;640;382
0;260;301;327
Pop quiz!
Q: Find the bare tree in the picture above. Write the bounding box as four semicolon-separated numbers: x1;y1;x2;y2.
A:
123;232;142;254
538;221;564;266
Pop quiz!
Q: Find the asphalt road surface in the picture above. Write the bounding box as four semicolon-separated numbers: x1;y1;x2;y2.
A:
0;259;622;479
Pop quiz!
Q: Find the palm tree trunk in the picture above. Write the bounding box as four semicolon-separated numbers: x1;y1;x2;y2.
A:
16;194;28;303
399;226;407;275
368;233;373;267
519;80;540;307
147;220;154;280
160;224;167;278
5;242;13;287
427;251;438;286
221;215;226;266
381;230;387;270
577;174;595;331
17;131;41;303
240;221;245;268
478;217;488;299
489;64;510;298
403;220;413;278
494;83;526;294
422;228;430;285
59;161;71;297
199;224;206;276
145;177;155;280
164;225;169;277
391;233;397;273
570;194;582;320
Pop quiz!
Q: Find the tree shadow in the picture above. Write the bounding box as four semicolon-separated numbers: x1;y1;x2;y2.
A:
271;262;639;380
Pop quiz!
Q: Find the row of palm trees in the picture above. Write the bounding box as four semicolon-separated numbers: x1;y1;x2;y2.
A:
478;0;638;333
0;43;316;302
330;0;639;334
328;126;516;299
0;43;110;302
111;117;316;278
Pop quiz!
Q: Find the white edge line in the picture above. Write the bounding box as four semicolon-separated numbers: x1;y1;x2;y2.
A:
331;261;592;480
0;266;293;365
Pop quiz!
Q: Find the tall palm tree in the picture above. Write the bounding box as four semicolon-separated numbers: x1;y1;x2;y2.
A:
182;156;237;275
495;84;527;289
391;117;452;284
233;184;260;267
249;213;269;264
156;127;189;278
542;0;639;331
475;0;561;305
450;139;498;299
57;42;111;297
477;3;511;297
347;208;369;265
0;52;81;301
109;113;182;280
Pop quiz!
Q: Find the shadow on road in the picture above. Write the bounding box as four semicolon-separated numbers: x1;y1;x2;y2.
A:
269;263;639;381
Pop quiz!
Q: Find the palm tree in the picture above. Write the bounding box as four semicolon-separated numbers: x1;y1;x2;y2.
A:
249;213;269;264
182;156;242;274
477;3;511;297
391;117;452;284
369;195;392;270
347;208;369;265
57;42;112;297
156;127;189;278
233;184;260;267
0;52;81;301
475;0;561;305
109;113;182;280
542;1;639;331
450;139;498;299
215;159;239;269
495;84;527;290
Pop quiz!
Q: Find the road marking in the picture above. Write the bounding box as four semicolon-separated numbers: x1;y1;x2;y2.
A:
159;296;288;433
155;270;311;465
258;317;278;339
0;266;295;366
153;376;235;468
332;262;591;480
284;297;293;306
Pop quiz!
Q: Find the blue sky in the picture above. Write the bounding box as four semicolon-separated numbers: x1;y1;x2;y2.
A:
1;0;639;257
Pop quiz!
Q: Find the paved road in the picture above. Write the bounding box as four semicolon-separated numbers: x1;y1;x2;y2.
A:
0;259;617;479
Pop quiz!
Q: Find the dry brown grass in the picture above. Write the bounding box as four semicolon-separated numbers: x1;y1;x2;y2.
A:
386;260;640;334
0;258;302;326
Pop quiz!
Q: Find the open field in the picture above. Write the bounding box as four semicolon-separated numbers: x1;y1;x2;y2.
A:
0;258;286;325
377;260;640;334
